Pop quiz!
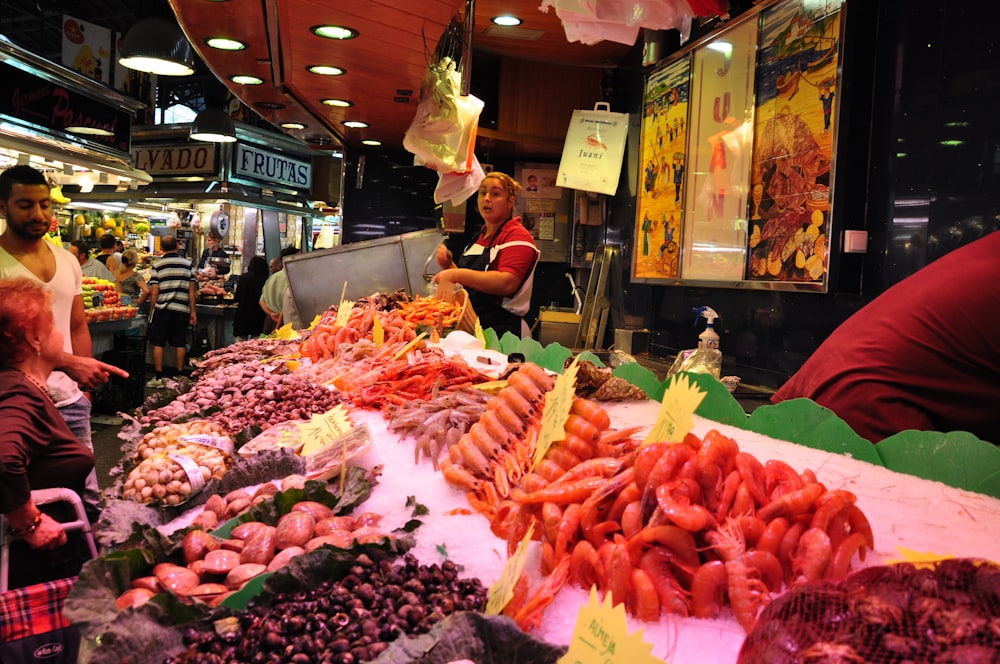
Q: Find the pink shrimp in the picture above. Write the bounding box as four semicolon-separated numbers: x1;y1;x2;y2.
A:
734;452;767;506
756;482;824;522
638;548;692;616
628;567;661;622
690;560;727;618
655;478;715;532
791;527;833;584
511;555;571;632
810;489;856;531
828;531;868;579
553;503;582;562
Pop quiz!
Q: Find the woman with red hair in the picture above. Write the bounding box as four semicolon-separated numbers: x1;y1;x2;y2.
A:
0;278;95;588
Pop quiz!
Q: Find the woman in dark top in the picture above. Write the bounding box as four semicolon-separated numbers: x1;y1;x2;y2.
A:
233;255;270;341
0;278;96;588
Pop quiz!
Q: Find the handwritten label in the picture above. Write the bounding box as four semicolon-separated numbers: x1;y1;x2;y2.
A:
532;359;579;469
373;314;384;347
559;587;663;664
642;374;705;446
298;405;353;457
334;299;355;328
486;523;535;615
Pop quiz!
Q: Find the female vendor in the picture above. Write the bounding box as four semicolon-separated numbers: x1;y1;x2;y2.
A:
0;278;96;588
434;172;540;338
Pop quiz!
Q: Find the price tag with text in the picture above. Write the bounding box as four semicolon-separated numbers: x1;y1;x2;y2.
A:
559;587;664;664
485;523;535;615
335;299;355;328
298;404;353;456
372;314;384;347
642;373;705;446
532;359;579;470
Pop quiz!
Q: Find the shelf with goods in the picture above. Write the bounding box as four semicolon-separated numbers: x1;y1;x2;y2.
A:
64;295;1000;663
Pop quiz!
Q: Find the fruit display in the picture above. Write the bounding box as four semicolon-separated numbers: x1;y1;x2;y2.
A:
83;276;138;322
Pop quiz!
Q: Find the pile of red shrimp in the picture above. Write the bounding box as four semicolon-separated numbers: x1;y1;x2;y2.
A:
501;427;875;632
437;364;876;633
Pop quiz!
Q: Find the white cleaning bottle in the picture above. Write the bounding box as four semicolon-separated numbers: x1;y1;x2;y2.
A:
696;306;720;351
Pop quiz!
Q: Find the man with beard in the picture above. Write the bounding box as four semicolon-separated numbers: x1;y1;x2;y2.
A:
0;165;127;520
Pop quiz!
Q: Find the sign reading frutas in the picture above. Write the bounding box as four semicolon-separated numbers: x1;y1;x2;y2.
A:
557;102;629;196
233;143;312;191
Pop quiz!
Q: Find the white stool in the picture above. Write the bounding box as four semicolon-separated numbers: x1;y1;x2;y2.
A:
0;488;99;592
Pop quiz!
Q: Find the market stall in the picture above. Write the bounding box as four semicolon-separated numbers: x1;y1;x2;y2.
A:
60;295;1000;663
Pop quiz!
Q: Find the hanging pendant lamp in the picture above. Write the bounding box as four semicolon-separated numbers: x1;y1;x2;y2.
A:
190;108;237;143
119;17;196;76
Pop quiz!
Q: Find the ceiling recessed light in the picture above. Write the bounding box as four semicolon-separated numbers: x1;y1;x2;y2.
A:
491;15;522;27
230;74;263;85
322;99;352;108
205;36;246;51
342;120;368;128
281;122;307;130
361;139;381;146
312;25;358;40
307;65;345;76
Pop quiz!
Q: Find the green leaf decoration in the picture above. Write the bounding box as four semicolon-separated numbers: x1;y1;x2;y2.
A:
682;372;750;428
875;430;1000;498
746;399;883;466
483;327;501;350
513;336;544;363
574;350;605;368
496;331;523;355
612;362;662;399
534;343;573;373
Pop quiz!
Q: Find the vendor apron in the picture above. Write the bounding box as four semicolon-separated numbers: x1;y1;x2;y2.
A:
459;222;538;338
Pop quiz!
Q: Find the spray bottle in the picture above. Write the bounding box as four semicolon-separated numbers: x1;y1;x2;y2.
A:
694;306;720;351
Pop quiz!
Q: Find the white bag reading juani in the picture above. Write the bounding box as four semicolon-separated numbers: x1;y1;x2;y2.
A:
556;102;629;196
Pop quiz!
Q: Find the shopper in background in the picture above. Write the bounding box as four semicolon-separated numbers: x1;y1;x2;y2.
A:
68;239;115;281
0;165;126;521
434;171;540;338
233;255;269;341
0;278;97;588
260;246;299;332
95;233;120;273
197;236;230;275
146;234;197;387
115;249;150;312
771;230;1000;444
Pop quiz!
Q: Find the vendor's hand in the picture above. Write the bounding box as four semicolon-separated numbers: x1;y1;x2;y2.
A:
23;514;67;551
435;244;455;270
61;353;128;389
433;268;459;285
189;312;197;325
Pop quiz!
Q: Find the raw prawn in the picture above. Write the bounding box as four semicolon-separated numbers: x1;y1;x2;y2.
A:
791;527;832;584
510;555;571;631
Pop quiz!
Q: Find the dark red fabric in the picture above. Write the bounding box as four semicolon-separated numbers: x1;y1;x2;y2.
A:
0;370;95;514
772;231;1000;444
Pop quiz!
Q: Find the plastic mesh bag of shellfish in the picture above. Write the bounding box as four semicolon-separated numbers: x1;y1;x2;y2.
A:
738;558;1000;663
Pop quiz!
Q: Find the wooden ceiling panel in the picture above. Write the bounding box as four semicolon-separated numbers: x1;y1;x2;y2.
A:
170;0;639;154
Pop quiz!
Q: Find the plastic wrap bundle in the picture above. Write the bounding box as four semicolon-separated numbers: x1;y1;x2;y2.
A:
738;558;1000;663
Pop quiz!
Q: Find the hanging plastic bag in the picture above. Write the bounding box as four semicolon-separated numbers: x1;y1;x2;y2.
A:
539;0;705;46
434;153;486;205
403;59;484;174
557;102;630;195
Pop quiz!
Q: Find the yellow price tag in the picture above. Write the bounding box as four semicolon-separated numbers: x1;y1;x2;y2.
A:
474;318;486;345
298;404;353;456
642;373;705;446
393;331;428;360
274;322;300;340
559;587;664;664
335;299;355;328
372;314;384;347
886;546;954;569
308;314;322;330
532;359;579;470
485;523;535;615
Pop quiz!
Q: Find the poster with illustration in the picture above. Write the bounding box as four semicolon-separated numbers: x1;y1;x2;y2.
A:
632;57;690;281
61;15;112;84
747;0;843;283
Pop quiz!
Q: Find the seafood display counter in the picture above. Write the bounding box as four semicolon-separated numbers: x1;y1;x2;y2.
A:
73;330;1000;663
